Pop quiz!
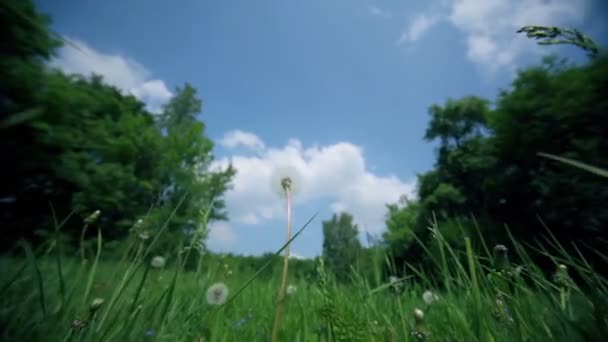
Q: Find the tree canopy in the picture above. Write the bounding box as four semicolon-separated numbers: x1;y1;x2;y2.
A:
384;54;608;276
0;0;235;252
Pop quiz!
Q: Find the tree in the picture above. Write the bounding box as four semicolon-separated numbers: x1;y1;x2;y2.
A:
0;0;64;247
385;54;608;277
489;56;608;262
0;0;236;252
147;84;236;254
322;212;362;283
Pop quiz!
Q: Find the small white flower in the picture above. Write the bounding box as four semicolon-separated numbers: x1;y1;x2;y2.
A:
389;275;399;284
286;284;297;295
84;210;101;224
414;308;424;322
133;218;144;229
422;290;438;304
89;298;105;312
150;256;166;268
138;231;150;241
206;282;229;305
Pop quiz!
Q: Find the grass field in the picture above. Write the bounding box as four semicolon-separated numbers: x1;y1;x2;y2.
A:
1;218;607;342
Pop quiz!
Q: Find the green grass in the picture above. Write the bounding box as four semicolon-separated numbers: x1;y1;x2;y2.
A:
1;218;607;341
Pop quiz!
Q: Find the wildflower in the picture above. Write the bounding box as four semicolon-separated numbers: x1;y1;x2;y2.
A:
144;329;154;337
411;308;427;340
269;165;302;198
286;284;297;295
422;290;438;305
138;231;150;241
553;264;574;287
206;282;229;305
84;210;100;224
388;275;403;293
493;244;509;271
492;295;514;323
150;256;166;268
233;311;254;329
133;218;144;229
89;298;105;313
71;319;87;330
414;308;424;323
514;265;524;277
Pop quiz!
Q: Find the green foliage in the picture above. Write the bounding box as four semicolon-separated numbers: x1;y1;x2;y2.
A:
322;212;362;283
2;216;607;341
385;52;608;278
0;0;234;254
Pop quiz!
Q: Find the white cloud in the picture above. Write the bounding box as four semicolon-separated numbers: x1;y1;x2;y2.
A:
369;6;391;18
399;14;439;43
49;37;173;113
289;252;309;260
207;222;237;248
219;129;266;152
448;0;589;73
213;130;417;235
400;0;590;73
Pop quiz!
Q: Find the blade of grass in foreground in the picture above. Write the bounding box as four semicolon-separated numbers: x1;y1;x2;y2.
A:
82;229;103;306
22;241;47;317
538;152;608;178
223;212;318;307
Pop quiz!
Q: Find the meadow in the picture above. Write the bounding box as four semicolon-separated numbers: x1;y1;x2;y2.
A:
1;211;606;342
2;1;607;341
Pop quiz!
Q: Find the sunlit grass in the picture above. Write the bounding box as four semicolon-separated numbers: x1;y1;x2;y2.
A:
0;211;606;341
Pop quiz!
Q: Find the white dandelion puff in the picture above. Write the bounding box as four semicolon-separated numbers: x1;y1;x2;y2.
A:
206;282;229;305
269;165;302;198
414;308;425;323
150;256;166;268
422;290;438;304
286;284;297;295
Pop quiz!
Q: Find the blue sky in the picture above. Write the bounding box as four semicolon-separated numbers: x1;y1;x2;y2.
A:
38;0;606;258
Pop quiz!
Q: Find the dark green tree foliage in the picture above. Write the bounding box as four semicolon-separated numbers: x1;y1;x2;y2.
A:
0;0;235;251
322;212;362;283
384;55;608;276
148;84;235;253
489;56;608;263
1;0;63;246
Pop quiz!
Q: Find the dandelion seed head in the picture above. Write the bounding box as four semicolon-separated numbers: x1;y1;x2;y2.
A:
150;256;166;268
270;166;302;198
422;290;438;304
286;284;297;295
206;282;229;305
414;308;424;322
493;244;508;256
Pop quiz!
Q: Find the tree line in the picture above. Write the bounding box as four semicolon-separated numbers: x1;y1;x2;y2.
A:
2;0;607;282
0;0;235;255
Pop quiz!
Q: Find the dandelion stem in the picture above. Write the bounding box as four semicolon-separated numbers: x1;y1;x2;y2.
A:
271;184;293;342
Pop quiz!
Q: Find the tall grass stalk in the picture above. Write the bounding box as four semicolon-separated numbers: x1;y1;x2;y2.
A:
271;176;294;342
